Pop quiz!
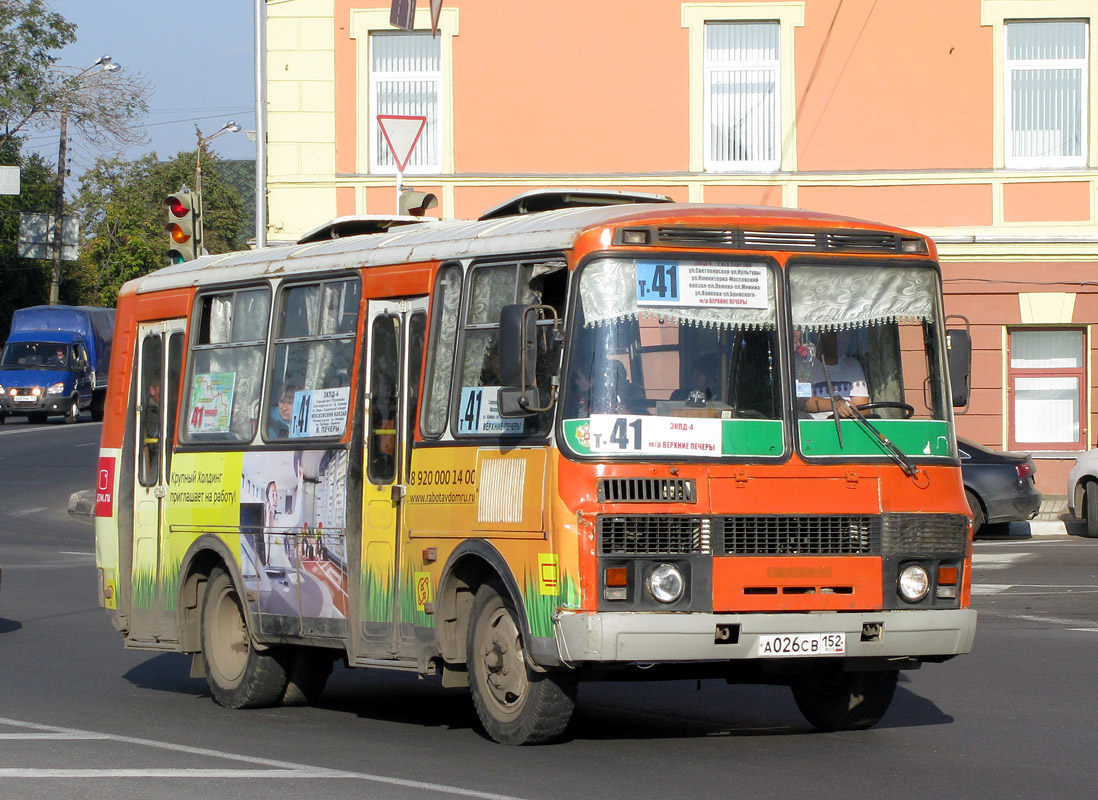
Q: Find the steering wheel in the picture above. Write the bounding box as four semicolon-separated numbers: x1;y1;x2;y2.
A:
855;401;915;419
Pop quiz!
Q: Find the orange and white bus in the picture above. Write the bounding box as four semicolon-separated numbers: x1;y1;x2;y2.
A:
95;192;975;744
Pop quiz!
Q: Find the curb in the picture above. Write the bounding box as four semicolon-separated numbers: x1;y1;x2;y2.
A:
68;489;95;523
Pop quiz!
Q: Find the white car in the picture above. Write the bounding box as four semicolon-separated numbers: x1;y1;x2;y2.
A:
1066;449;1098;538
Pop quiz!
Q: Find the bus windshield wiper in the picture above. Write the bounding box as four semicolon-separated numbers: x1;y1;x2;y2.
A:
830;393;922;479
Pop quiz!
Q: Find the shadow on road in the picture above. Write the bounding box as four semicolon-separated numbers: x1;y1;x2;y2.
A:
0;618;24;634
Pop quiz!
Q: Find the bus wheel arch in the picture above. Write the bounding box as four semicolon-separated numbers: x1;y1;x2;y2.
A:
435;541;530;668
177;537;245;653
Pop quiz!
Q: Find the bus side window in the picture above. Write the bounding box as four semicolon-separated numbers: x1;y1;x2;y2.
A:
182;288;270;444
421;264;462;438
368;315;399;484
265;278;360;442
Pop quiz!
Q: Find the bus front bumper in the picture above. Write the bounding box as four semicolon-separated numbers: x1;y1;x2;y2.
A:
554;608;976;664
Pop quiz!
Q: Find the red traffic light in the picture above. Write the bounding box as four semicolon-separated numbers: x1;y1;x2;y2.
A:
167;197;189;218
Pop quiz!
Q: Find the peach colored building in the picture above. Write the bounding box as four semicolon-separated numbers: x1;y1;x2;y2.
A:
264;0;1098;494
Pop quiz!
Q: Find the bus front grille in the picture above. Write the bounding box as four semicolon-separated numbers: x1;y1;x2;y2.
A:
716;515;881;556
881;513;969;556
599;515;711;555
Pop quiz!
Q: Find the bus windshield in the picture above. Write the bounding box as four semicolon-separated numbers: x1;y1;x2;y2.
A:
562;256;783;459
561;257;953;462
789;261;953;459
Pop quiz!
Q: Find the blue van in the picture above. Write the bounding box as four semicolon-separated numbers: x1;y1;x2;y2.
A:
0;306;114;424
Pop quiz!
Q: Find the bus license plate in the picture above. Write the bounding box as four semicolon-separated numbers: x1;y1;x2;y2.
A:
757;633;845;657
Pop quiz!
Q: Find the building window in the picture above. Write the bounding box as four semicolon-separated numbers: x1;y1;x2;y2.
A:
1008;328;1086;449
705;21;781;171
1005;20;1088;168
369;32;441;174
682;3;803;177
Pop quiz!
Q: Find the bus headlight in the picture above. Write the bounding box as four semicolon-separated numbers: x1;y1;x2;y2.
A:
46;382;65;395
647;564;684;604
898;564;930;603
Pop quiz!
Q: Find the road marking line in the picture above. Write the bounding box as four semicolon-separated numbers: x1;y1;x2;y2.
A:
0;423;101;437
0;717;530;800
1067;628;1098;633
9;507;47;517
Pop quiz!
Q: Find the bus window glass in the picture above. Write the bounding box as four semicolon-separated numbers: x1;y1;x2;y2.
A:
457;261;564;438
266;278;360;441
406;312;426;471
422;264;461;437
164;332;184;478
368;314;399;484
138;334;163;486
562;257;781;459
182;287;270;444
789;263;953;458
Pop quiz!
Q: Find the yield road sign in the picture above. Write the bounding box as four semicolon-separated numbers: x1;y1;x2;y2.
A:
377;115;427;173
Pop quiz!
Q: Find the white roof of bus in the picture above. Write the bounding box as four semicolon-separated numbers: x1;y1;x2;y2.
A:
127;203;907;295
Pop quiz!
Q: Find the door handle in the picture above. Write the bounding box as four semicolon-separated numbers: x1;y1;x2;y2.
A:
391;484;406;503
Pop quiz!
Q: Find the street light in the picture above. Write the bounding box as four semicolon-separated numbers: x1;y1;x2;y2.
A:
49;56;122;305
192;120;242;256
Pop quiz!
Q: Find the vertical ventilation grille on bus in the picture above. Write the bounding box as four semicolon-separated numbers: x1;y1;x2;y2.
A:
599;516;711;555
598;478;696;503
655;227;903;253
716;515;881;556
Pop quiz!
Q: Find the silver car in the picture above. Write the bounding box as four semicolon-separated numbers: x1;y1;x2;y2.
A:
1066;448;1098;538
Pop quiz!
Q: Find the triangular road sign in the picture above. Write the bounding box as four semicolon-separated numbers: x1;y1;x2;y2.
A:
377;115;427;173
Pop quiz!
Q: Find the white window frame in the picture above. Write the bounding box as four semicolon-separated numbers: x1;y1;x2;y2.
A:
1005;19;1089;169
683;3;804;174
982;0;1098;169
350;8;458;176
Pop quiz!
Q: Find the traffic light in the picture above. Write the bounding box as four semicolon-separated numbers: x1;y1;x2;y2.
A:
398;189;438;217
164;192;197;263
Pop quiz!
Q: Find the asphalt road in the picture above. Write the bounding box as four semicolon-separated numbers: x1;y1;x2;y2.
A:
1;416;1097;799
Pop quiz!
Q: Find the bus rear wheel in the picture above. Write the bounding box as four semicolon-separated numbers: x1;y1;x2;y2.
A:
791;666;897;731
280;646;335;706
200;567;287;708
467;582;576;745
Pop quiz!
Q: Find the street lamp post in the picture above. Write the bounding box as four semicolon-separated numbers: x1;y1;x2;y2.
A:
49;56;121;306
193;121;241;256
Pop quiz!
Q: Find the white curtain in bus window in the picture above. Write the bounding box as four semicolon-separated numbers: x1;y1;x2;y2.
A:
578;258;776;329
268;279;359;440
185;289;270;442
789;266;935;331
422;265;461;437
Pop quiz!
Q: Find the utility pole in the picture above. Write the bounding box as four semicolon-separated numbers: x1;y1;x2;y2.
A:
48;104;69;305
48;56;120;305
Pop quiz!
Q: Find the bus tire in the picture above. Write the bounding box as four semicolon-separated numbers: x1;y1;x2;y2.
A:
467;581;576;745
200;567;287;709
791;666;897;732
280;647;334;706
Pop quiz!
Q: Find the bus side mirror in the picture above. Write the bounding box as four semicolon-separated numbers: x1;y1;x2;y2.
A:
946;327;971;410
498;304;538;418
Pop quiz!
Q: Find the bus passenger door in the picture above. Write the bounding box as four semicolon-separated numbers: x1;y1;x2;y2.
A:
130;319;186;643
360;298;427;657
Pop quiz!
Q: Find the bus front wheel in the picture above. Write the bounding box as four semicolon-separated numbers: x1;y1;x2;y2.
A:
791;666;897;731
200;567;287;708
467;582;576;745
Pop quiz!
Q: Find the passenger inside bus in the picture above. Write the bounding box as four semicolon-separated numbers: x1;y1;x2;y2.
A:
800;330;869;418
269;382;297;439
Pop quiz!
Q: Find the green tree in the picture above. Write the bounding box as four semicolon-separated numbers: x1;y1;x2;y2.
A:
0;138;59;336
72;148;248;307
0;0;75;148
